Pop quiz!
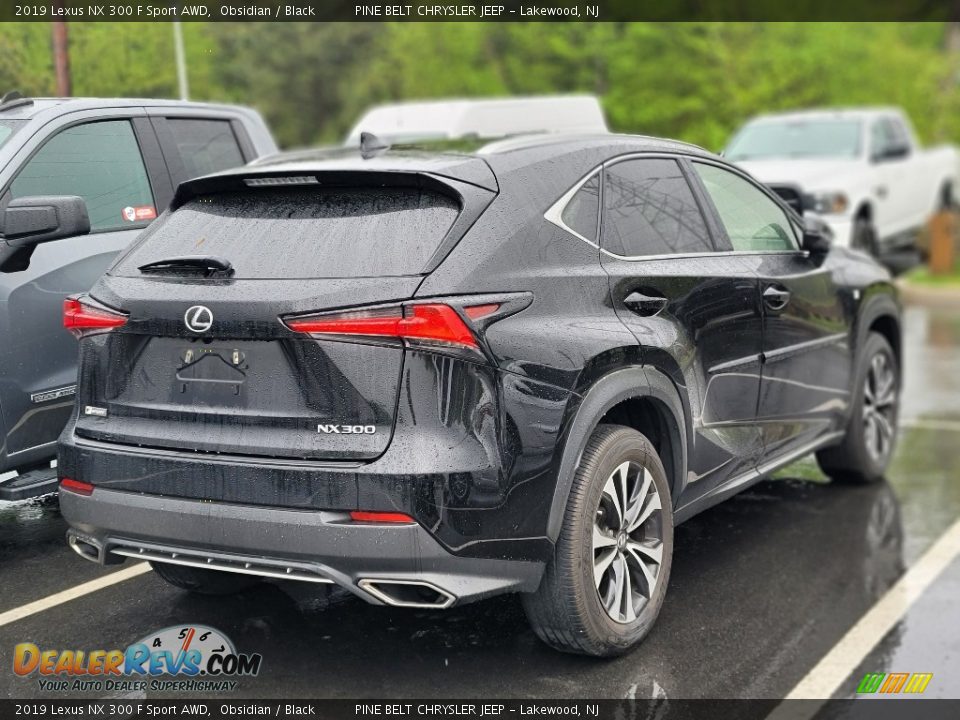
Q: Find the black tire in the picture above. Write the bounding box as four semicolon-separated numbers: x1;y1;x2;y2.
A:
522;424;673;657
150;562;259;595
852;216;880;257
817;332;899;483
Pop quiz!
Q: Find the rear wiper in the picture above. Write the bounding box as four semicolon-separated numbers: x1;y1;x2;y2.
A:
138;255;234;277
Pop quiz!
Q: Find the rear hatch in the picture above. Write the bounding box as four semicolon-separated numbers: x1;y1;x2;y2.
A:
73;166;496;461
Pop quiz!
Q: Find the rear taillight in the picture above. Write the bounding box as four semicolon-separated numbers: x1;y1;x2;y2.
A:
63;295;127;337
60;478;95;496
285;303;480;352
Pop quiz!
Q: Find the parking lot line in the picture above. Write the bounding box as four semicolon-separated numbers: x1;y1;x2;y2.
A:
0;563;150;628
768;516;960;714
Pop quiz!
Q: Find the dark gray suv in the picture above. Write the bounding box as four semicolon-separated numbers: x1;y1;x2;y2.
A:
0;94;275;499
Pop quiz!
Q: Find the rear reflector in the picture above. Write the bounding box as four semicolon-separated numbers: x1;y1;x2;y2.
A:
349;511;416;524
60;478;95;496
63;296;127;334
286;303;479;350
464;303;501;320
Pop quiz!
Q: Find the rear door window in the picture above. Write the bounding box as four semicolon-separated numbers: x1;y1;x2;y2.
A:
165;118;245;179
114;186;460;279
600;158;713;256
9;120;155;231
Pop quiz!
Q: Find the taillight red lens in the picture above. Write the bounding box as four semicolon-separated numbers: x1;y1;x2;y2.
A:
349;511;416;524
60;478;95;496
286;303;479;350
63;296;127;335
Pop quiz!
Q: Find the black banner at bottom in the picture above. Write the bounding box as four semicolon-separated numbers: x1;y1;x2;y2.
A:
1;699;959;720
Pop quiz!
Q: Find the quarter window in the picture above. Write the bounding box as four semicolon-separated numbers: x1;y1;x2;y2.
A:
560;174;600;241
10;120;154;232
693;163;796;252
600;158;712;257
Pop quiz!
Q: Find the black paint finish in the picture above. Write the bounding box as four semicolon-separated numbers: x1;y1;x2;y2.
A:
59;134;900;592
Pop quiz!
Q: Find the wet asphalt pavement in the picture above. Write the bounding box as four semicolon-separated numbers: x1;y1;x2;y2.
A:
1;304;958;701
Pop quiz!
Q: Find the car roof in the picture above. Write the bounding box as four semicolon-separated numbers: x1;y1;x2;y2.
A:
0;96;255;120
239;133;714;191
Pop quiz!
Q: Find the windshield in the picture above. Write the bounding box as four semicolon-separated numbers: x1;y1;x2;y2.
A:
0;119;27;149
726;119;862;160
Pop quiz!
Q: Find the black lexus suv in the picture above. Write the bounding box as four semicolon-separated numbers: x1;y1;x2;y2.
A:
59;134;901;656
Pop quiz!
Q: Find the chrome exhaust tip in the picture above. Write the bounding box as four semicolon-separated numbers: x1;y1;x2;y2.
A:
68;534;104;564
358;579;456;609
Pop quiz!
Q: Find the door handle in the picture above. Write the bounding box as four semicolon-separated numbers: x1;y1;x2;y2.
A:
763;285;791;311
623;291;667;317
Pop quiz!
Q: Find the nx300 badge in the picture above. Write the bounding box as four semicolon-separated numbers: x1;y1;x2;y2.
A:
317;424;376;434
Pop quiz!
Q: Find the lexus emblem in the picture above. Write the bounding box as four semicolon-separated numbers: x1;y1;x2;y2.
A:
184;305;214;333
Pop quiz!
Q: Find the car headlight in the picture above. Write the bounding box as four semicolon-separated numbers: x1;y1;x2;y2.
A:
811;191;849;215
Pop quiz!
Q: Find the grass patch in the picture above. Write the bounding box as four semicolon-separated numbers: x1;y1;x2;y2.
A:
902;265;960;287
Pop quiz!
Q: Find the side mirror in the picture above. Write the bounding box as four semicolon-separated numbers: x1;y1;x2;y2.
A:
801;217;832;255
0;195;90;246
872;144;910;163
0;196;90;273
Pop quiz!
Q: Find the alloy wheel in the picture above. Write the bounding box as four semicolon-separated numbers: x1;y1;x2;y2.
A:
863;351;897;464
592;460;664;623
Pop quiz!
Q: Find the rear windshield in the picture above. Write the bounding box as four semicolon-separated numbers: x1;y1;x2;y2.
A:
0;119;27;149
114;186;460;279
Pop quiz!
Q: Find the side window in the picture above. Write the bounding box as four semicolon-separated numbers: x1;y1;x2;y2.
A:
560;174;599;241
10;120;155;232
165;119;245;178
693;162;796;252
871;120;893;158
600;158;712;257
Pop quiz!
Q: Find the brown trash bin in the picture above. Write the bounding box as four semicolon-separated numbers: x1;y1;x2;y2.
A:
928;210;957;275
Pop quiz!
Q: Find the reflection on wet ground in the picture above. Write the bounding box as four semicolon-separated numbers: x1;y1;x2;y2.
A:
0;305;958;699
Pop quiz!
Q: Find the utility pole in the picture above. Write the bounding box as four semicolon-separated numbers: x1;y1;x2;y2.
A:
173;21;189;100
51;15;71;97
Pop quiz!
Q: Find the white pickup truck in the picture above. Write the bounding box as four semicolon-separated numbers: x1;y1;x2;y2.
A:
725;107;959;255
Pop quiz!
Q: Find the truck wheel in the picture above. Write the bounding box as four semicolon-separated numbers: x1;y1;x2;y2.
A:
150;562;260;595
852;217;880;257
817;332;899;483
522;424;673;656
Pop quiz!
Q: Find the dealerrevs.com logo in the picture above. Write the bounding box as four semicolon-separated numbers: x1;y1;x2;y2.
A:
13;625;262;693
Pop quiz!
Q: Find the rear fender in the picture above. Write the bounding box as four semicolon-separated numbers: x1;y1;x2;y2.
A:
546;365;688;542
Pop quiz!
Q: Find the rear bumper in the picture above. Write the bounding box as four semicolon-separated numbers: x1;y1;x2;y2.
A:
61;486;543;607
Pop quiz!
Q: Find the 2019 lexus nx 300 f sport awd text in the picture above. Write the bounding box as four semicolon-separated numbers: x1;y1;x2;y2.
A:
58;134;901;656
